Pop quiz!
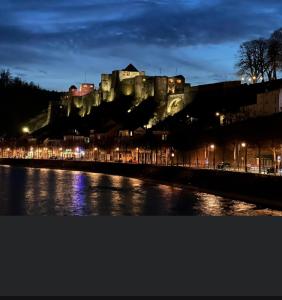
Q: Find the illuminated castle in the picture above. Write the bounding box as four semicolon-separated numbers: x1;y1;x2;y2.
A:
63;64;192;126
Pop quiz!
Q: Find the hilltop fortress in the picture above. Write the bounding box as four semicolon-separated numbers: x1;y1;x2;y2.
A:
63;64;192;127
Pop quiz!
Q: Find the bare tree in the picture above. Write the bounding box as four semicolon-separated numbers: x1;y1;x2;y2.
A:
268;28;282;80
236;39;268;83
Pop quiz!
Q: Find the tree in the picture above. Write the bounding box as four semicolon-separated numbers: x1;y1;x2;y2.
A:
0;70;12;87
236;39;268;83
268;28;282;80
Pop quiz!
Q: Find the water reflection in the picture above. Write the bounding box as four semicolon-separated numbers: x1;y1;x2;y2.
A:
0;166;282;216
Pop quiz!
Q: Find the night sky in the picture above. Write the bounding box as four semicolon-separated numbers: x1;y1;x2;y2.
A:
1;0;282;91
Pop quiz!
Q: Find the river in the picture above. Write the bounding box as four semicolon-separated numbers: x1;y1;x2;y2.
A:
0;165;281;216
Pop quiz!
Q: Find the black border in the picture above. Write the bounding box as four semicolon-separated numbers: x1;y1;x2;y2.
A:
0;217;281;296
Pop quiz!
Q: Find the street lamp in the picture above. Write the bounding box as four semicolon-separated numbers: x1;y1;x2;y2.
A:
278;156;281;174
210;144;216;169
215;112;225;126
136;148;140;164
94;147;98;161
116;147;120;162
241;142;248;172
171;152;175;166
22;127;30;134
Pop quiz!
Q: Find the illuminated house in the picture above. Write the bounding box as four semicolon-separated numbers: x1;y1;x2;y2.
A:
64;83;100;117
69;83;95;97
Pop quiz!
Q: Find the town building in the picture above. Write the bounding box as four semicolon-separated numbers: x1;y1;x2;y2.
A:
226;88;282;124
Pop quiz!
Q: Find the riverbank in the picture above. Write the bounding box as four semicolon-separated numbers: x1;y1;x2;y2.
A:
1;158;282;209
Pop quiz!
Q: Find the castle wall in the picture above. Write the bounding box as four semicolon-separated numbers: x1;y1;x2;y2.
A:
167;94;185;116
145;77;155;98
94;90;101;106
135;76;145;104
119;71;145;82
64;66;192;125
101;74;112;92
121;78;135;96
154;77;168;104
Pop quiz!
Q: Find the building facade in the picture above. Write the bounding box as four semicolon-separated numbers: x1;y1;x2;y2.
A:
226;88;282;123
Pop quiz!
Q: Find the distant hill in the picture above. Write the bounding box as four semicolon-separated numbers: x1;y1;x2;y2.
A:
0;70;62;136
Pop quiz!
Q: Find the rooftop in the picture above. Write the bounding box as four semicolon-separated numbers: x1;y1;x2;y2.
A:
123;64;139;72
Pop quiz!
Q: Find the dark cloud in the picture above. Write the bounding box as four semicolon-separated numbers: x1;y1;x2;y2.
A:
0;0;281;90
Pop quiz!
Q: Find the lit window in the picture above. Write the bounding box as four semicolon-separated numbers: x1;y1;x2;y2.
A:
177;80;182;84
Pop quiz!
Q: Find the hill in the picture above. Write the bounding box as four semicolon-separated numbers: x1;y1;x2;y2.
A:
0;70;61;136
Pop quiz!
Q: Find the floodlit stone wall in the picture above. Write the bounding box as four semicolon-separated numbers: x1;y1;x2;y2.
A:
167;94;185;116
64;67;191;123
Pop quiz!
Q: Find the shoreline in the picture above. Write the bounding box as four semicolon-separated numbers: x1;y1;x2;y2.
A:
1;158;282;210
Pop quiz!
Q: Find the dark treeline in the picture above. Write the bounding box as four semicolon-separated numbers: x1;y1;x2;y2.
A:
0;70;61;136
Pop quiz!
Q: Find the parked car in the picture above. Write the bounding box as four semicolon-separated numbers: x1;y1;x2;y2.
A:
266;167;282;175
66;157;75;161
217;162;231;170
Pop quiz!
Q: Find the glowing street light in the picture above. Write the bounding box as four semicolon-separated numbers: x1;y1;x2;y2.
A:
209;145;216;169
241;142;248;172
215;112;220;117
22;127;30;134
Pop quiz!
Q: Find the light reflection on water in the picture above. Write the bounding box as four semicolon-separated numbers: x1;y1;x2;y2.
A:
0;166;282;216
